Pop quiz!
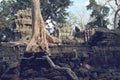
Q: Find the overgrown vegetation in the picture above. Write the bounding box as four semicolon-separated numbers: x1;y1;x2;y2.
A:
86;0;110;28
0;0;72;42
0;0;72;29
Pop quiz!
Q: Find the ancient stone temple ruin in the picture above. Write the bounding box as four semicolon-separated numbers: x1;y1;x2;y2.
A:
57;24;73;39
14;8;108;43
14;8;74;40
14;8;32;40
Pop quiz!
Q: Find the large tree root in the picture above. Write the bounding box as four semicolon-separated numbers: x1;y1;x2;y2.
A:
21;52;79;80
44;55;79;80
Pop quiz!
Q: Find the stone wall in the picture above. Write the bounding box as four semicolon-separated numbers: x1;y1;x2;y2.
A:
0;29;120;62
14;8;32;41
0;30;120;80
59;24;73;39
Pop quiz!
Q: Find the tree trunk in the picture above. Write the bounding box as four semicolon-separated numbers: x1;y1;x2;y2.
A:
24;1;78;79
114;8;120;29
26;0;60;54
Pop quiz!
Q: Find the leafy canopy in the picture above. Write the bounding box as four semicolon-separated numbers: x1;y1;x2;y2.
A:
0;0;72;29
86;0;110;28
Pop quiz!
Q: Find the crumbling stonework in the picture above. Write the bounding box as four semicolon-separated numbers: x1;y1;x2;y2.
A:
14;8;32;40
0;29;120;80
14;9;73;40
14;8;111;43
14;8;32;30
59;24;73;39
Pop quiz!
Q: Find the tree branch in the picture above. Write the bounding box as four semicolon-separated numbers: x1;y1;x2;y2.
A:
115;0;119;6
114;8;120;28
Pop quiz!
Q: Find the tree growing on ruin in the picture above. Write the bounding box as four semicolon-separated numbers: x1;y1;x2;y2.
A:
25;1;79;80
26;0;61;54
16;0;72;26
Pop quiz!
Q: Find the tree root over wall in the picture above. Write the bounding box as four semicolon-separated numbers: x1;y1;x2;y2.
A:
20;52;79;80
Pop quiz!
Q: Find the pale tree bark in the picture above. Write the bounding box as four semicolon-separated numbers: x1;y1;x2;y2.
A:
114;0;120;29
26;0;61;54
25;1;78;79
107;0;120;29
114;8;120;28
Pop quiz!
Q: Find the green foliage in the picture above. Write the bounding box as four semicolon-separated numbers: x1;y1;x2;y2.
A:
0;0;72;41
41;0;72;25
87;0;97;10
16;0;31;10
0;27;14;42
0;0;16;29
0;0;72;29
41;0;71;24
86;0;110;28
